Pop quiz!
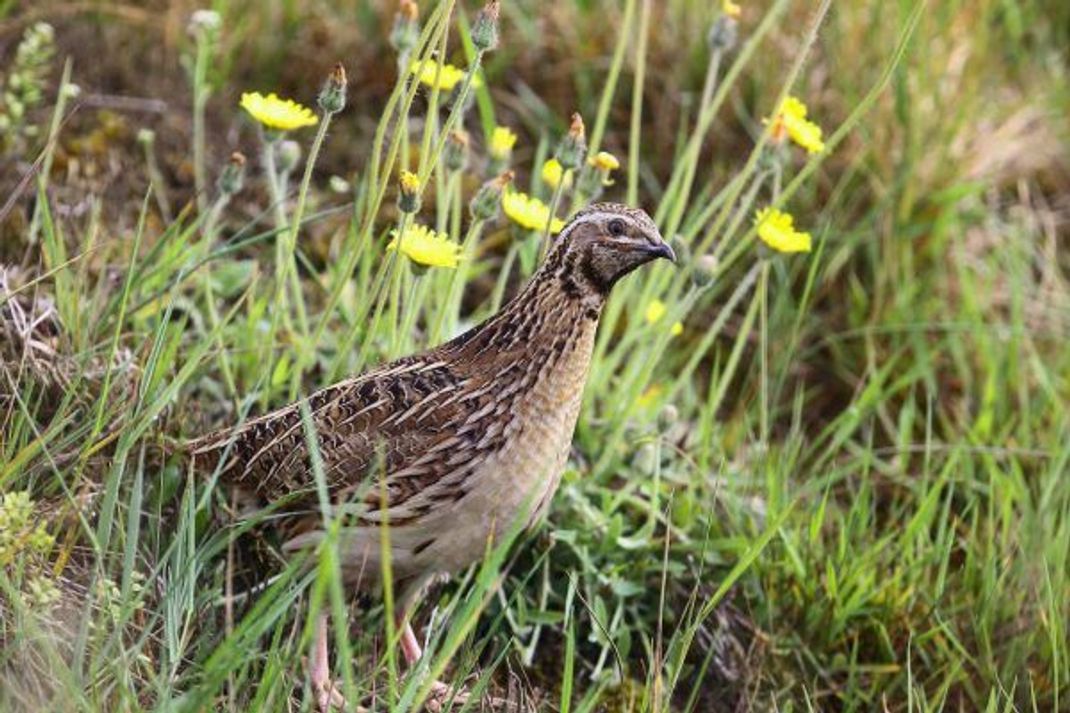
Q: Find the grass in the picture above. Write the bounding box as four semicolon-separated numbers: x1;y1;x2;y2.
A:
1;0;1068;711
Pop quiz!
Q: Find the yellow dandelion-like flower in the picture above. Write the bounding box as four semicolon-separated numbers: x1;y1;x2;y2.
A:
722;0;742;18
637;383;665;408
399;170;420;195
387;224;462;268
409;59;482;92
588;151;621;185
754;207;812;253
502;190;565;233
589;151;620;172
644;299;684;336
489;126;517;160
540;158;573;190
240;92;318;131
766;95;825;154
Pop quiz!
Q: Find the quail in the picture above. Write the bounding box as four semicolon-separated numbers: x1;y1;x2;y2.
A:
190;202;676;709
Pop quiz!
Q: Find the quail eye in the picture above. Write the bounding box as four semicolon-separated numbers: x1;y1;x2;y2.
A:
608;219;626;237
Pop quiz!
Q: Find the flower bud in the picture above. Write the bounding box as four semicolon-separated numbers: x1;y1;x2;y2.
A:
218;151;246;196
136;128;155;146
470;170;513;221
541;158;572;191
318;62;347;114
488;125;517;163
658;404;679;430
398;170;421;213
555;113;587;171
708;15;738;52
444;130;470;173
589;150;620;178
577;149;620;198
669;235;690;265
276;140;301;174
188;9;221;38
329;175;351;193
691;253;718;288
471;0;500;52
633;442;658;475
389;0;421;55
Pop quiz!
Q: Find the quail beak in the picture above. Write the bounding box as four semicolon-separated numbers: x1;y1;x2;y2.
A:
646;237;677;264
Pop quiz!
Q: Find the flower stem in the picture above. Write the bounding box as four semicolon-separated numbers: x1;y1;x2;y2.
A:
759;258;770;447
416;48;485;186
199;194;237;398
311;1;454;352
192;33;211;215
285;113;333;369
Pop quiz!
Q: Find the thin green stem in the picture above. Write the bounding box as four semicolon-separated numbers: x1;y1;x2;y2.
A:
627;0;653;207
587;0;638;154
200;193;237;397
759;258;770;446
192;35;211;215
285;113;333;371
312;2;452;351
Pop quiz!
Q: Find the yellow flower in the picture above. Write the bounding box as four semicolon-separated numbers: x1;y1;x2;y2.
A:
722;0;742;18
489;126;517;160
387;224;462;268
637;383;664;408
240;92;318;131
766;95;825;154
754;207;812;253
588;151;621;185
409;59;482;92
644;299;684;336
540;158;573;190
399;170;420;195
398;170;421;212
589;151;620;172
502;190;565;233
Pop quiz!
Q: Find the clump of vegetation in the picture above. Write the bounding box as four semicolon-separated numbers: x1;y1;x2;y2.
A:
0;22;56;155
0;1;1067;711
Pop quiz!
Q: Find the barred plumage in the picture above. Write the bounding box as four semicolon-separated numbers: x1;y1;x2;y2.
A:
188;202;674;709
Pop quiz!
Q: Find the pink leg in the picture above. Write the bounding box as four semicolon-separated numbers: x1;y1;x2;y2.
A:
397;614;424;667
309;612;346;711
394;609;479;712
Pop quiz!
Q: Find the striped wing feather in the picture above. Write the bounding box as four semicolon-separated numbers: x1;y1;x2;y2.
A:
190;354;484;512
